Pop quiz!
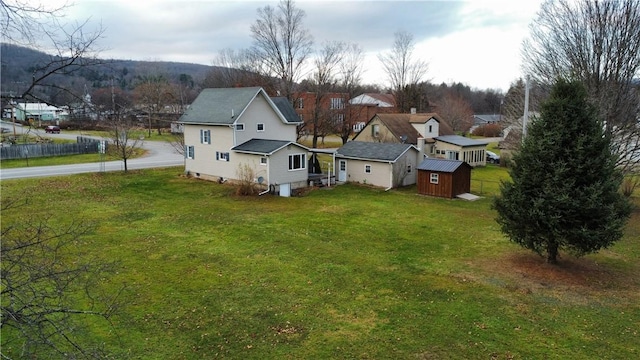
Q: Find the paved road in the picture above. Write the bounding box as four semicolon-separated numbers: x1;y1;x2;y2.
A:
1;122;184;180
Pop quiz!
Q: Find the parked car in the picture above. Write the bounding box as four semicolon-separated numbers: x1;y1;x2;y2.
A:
486;150;500;164
45;125;61;134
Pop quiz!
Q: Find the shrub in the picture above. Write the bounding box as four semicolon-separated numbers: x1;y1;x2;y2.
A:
472;124;502;137
235;163;259;196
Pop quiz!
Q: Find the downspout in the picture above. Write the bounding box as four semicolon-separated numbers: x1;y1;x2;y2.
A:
385;162;394;191
259;156;271;196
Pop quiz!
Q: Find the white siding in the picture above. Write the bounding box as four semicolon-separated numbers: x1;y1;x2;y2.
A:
233;94;297;145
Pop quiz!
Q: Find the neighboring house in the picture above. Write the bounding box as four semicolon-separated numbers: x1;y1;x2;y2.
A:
7;103;68;123
348;93;397;133
353;113;453;145
433;135;487;167
473;114;501;126
353;112;488;167
179;87;306;196
349;93;395;108
334;141;420;189
294;91;348;135
417;158;472;198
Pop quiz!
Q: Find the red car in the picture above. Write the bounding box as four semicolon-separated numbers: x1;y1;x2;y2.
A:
45;125;61;134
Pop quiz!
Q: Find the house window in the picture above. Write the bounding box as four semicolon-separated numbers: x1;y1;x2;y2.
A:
235;123;244;131
428;125;433;133
332;113;345;124
260;157;267;165
330;97;344;109
216;152;230;162
298;98;304;109
186;146;195;159
372;124;380;138
200;129;210;144
407;164;412;173
446;150;459;160
298;114;304;122
430;173;439;184
365;164;371;174
257;123;265;132
288;153;306;171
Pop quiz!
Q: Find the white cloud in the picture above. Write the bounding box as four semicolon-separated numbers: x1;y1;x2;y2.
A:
21;0;544;92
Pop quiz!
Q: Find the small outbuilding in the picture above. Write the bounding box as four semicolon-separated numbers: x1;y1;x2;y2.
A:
417;158;472;198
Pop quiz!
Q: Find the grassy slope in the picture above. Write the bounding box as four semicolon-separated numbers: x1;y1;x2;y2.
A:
1;167;638;359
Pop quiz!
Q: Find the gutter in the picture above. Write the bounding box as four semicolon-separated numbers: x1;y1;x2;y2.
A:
259;156;271;196
385;162;394;191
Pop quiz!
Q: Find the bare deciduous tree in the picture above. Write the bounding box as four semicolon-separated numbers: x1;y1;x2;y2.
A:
378;31;429;112
109;114;143;172
1;1;106;105
436;92;474;133
206;48;273;91
337;43;365;144
250;0;313;102
306;41;345;148
523;0;640;175
1;199;123;359
133;74;178;136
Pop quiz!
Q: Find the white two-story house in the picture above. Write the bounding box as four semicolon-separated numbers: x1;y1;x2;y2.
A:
179;87;308;196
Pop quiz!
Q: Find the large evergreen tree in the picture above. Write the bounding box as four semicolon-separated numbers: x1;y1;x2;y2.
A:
493;79;632;264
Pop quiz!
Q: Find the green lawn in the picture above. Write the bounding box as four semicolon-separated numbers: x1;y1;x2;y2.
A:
0;148;147;168
1;167;638;359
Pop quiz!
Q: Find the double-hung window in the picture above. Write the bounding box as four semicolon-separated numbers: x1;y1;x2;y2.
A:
430;173;439;184
288;153;306;171
186;146;195;159
364;164;371;174
216;152;230;161
200;129;210;144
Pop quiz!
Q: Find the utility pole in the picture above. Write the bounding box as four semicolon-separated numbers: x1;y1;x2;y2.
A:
522;76;530;140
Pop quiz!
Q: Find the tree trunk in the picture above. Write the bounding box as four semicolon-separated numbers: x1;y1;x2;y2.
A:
546;242;559;264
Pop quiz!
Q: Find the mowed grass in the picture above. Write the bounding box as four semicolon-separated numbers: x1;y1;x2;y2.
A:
1;167;638;359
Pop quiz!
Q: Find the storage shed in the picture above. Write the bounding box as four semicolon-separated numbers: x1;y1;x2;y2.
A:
417;158;472;198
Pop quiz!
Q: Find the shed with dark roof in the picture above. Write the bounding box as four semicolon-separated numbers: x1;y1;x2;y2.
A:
416;158;472;198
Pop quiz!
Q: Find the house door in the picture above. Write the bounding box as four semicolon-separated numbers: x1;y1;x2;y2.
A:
338;160;347;182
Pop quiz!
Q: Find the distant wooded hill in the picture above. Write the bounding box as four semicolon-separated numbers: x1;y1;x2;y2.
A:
0;43;215;105
1;43;508;115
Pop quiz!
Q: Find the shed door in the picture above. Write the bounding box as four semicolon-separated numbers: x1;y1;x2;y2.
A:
338;160;347;182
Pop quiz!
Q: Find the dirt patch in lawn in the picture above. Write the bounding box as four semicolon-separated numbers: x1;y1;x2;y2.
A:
467;251;640;304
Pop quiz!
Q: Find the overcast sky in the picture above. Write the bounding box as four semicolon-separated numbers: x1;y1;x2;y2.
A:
44;0;543;92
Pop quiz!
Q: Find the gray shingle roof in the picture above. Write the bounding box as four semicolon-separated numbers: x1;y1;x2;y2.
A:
179;87;261;125
335;141;415;162
417;158;466;172
179;87;300;125
232;139;308;155
435;135;486;147
231;139;290;155
271;97;302;124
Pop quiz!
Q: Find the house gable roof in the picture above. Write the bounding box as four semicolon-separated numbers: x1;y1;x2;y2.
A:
349;93;395;107
179;87;300;126
271;97;302;124
232;138;308;155
417;158;470;173
473;114;502;124
353;113;455;144
335;141;416;162
435;135;486;147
